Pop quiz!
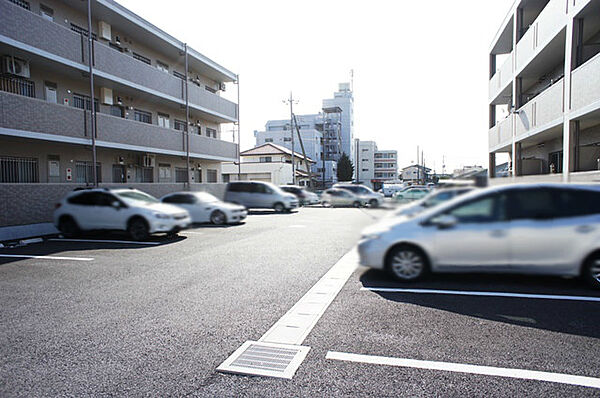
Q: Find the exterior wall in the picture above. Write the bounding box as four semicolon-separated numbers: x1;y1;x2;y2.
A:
357;141;376;188
0;182;227;227
222;162;293;186
374;150;398;182
322;84;354;163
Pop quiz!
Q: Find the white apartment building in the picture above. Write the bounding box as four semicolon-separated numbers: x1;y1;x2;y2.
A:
488;0;600;180
323;83;355;166
356;140;398;190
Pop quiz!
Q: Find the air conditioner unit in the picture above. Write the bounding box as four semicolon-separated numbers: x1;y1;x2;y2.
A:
142;155;155;168
2;56;30;78
219;82;226;91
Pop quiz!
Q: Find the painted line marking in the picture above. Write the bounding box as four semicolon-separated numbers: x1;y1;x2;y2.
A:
0;254;94;261
259;248;358;345
180;231;204;235
288;224;306;228
361;287;600;303
49;238;161;245
326;351;600;389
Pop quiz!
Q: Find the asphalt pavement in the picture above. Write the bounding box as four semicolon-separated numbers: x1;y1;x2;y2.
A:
1;204;599;397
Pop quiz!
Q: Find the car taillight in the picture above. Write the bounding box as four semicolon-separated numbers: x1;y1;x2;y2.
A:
55;203;61;209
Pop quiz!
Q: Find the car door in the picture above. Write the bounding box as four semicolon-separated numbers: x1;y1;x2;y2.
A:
91;192;127;229
429;192;511;271
507;187;600;273
337;190;353;206
164;194;200;222
67;192;98;228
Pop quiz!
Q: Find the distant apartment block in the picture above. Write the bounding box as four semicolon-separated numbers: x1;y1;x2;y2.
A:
357;140;398;190
0;0;238;185
488;0;600;179
323;83;355;166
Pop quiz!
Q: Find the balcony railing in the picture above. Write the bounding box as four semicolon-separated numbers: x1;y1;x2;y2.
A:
0;91;237;160
0;1;238;122
489;53;513;101
571;52;600;113
515;78;563;138
489;116;513;150
0;76;35;98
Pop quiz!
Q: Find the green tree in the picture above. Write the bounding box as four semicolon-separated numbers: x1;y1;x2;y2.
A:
336;152;354;181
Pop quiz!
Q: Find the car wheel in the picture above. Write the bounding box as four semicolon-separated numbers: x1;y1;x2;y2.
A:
353;201;361;208
273;202;285;213
369;199;379;208
210;210;227;225
322;201;331;208
582;253;600;289
128;217;149;241
386;245;428;282
58;216;80;237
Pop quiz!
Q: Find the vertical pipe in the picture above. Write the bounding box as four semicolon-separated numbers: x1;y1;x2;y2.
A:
184;43;190;187
237;74;241;180
290;92;295;185
87;0;97;187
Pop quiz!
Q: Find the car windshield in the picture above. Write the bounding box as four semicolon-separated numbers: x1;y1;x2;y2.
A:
115;190;159;204
195;193;219;203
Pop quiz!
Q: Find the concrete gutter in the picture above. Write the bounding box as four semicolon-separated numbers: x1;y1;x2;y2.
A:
0;223;59;244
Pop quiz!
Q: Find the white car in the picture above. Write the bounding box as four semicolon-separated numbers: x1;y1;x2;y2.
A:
333;184;384;207
394;187;474;217
161;192;247;225
54;188;191;240
358;183;600;288
321;188;365;208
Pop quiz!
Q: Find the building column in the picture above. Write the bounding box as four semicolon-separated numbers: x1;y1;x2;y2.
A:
515;143;522;176
511;8;519;179
489;153;496;178
562;17;574;182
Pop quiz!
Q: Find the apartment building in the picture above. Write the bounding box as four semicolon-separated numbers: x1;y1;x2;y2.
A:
323;83;354;166
0;0;238;186
488;0;600;180
356;140;398;190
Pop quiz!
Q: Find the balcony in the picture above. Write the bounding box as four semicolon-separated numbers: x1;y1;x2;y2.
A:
489;53;513;102
571;52;600;115
515;0;567;72
489;116;513;151
515;78;564;139
0;91;237;160
0;1;238;122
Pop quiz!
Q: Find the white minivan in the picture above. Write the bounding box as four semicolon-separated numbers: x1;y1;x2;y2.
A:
224;181;299;212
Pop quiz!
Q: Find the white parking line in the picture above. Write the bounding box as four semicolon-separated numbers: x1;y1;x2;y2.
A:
326;351;600;389
49;238;161;245
288;224;306;228
361;287;600;303
0;254;94;261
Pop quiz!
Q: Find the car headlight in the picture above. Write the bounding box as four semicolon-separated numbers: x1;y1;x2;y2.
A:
153;212;171;219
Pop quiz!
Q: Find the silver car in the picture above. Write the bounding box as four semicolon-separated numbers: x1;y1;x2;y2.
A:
333;184;384;207
394;187;474;217
358;183;600;288
224;181;298;212
321;188;365;208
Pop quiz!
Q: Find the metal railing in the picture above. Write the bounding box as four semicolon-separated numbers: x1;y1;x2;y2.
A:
0;156;38;182
0;76;35;98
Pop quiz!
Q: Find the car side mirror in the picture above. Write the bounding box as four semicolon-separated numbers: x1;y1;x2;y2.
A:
430;214;457;229
111;201;122;209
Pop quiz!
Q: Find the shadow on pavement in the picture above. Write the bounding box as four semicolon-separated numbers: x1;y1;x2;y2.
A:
359;269;600;338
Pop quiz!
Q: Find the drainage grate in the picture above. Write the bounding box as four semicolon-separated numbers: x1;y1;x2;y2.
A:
217;341;310;379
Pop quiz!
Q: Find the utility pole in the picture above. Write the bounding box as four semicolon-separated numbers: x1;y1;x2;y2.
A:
86;0;97;187
355;138;360;184
283;93;298;185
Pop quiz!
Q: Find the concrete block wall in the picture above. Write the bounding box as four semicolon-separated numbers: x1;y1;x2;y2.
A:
0;183;227;227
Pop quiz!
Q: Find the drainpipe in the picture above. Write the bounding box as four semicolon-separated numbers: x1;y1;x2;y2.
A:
86;0;97;187
184;43;190;188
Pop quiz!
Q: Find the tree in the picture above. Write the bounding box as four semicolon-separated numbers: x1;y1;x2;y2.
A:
336;152;354;182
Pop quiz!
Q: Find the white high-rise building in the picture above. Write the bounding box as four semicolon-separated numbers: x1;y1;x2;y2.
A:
323;83;354;165
357;140;398;190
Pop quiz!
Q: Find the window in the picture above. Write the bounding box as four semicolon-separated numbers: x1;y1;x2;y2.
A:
40;4;53;21
134;109;152;124
156;60;169;73
9;0;30;10
73;93;98;111
173;71;185;80
133;52;151;65
110;105;124;118
207;169;217;183
68;192;98;206
158;164;171;181
555;189;600;218
175;167;188;183
259;156;272;163
163;194;196;204
283;137;291;142
174;119;187;132
157;113;170;128
70;23;97;40
362;159;369;162
44;81;57;103
222;174;230;183
112;164;126;183
75;161;101;184
362;168;369;172
446;195;505;224
265;138;274;143
0;156;38;183
206;127;217;138
205;85;217;94
362;148;369;152
507;189;558;221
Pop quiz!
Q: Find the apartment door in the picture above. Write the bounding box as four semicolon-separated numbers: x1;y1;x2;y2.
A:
112;164;126;183
548;151;563;173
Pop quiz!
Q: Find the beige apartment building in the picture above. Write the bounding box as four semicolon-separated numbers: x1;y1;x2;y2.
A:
488;0;600;180
0;0;238;186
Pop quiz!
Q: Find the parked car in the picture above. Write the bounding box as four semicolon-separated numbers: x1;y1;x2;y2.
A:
280;185;320;206
333;183;384;207
382;183;407;198
393;187;430;203
321;188;365;208
358;183;600;288
224;181;299;212
161;192;247;225
54;188;191;240
394;187;475;217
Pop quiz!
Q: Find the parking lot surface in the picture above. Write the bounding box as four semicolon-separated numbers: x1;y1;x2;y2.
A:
1;204;599;397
